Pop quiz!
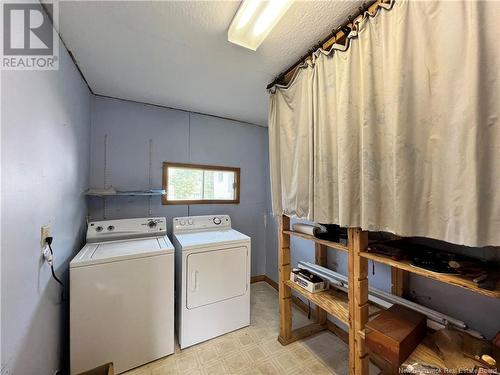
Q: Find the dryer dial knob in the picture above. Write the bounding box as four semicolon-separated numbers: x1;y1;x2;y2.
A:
148;221;157;228
96;226;103;232
213;217;221;225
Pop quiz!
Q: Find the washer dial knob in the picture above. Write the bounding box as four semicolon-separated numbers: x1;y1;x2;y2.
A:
148;221;157;228
213;217;221;225
96;226;103;232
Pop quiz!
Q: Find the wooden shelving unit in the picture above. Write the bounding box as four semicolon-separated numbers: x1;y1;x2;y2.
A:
355;233;500;374
278;216;375;375
278;215;499;375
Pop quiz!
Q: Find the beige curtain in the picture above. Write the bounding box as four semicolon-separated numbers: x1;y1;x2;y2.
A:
269;65;315;220
269;0;500;247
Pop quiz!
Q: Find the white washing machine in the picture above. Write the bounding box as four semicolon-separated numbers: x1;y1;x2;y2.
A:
70;217;175;374
173;215;251;349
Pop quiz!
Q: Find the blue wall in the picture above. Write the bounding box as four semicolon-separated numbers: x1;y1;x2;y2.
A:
1;39;91;374
88;96;270;276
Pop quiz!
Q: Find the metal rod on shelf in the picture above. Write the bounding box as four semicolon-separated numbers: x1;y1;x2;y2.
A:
298;261;469;330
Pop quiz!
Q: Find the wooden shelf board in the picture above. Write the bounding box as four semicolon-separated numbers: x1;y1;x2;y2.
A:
283;230;349;252
369;338;446;372
285;280;381;326
359;252;500;299
404;340;446;370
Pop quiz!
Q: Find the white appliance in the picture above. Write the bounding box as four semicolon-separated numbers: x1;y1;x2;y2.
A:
70;217;175;374
173;215;251;349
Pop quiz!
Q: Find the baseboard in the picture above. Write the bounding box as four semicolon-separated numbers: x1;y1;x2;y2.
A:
251;275;278;290
251;274;348;343
250;275;266;283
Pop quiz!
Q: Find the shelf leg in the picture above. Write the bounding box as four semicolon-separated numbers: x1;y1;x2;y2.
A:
349;228;369;375
391;267;409;297
278;214;292;344
315;243;328;325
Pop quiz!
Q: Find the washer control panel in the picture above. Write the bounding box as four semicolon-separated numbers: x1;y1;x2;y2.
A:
87;217;166;242
173;215;231;233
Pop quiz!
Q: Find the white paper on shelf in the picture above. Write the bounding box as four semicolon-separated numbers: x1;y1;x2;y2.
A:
292;223;323;236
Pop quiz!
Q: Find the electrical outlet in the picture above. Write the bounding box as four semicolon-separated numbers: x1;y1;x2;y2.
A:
41;225;51;247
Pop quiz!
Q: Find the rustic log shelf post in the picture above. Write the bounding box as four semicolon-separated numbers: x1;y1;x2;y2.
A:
315;242;328;325
278;214;292;344
350;228;369;375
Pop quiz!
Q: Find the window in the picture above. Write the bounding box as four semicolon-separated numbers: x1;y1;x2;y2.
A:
162;162;240;205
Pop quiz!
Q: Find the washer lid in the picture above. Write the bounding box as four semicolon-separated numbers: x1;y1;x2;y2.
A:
174;229;250;250
70;236;174;268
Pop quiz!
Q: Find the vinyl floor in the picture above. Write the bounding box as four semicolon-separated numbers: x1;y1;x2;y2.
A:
124;281;378;375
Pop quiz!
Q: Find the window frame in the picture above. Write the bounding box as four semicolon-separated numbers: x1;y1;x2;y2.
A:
162;162;241;205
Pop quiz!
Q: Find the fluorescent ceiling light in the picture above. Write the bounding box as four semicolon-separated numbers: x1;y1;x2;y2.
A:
228;0;294;51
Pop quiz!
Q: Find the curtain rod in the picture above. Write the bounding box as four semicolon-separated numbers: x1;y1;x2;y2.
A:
266;0;380;90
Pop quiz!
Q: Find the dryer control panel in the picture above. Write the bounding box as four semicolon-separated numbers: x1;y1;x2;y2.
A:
173;215;231;233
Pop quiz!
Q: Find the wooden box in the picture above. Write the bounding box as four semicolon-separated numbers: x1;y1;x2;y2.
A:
365;304;426;368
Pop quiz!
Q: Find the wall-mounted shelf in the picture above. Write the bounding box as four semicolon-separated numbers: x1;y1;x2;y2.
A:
85;189;166;197
359;251;500;299
283;230;349;252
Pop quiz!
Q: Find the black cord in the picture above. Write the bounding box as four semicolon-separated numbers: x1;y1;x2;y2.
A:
48;243;64;287
46;237;66;301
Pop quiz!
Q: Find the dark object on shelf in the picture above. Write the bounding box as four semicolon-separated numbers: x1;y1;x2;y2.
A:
365;239;408;260
493;331;500;348
315;223;341;242
410;250;460;274
367;239;497;290
365;304;426;368
475;271;500;291
291;268;324;283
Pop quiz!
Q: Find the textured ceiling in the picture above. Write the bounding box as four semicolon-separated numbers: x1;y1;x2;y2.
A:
58;1;363;126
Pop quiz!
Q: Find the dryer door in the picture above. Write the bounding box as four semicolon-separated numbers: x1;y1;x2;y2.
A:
186;245;248;309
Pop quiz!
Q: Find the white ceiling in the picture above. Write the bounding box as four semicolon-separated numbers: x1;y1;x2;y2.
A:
58;1;363;126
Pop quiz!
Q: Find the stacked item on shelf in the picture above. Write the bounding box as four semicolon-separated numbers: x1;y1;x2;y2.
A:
291;222;347;242
365;304;427;368
290;268;328;293
366;239;499;290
